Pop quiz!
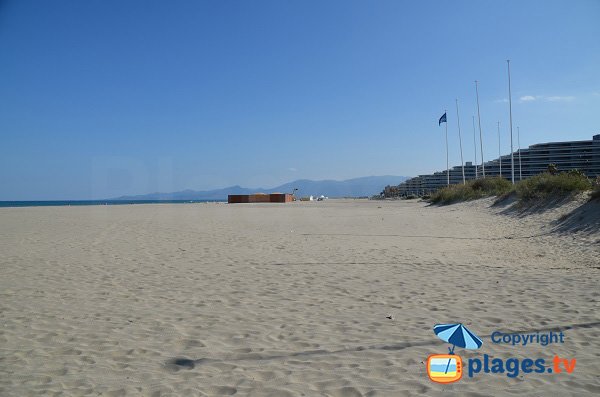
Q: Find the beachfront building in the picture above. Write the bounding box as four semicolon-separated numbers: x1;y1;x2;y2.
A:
394;134;600;196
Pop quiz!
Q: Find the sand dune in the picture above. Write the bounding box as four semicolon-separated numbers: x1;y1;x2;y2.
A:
1;199;598;396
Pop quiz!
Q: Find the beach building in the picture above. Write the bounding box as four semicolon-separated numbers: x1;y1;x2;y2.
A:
228;193;293;203
395;134;600;196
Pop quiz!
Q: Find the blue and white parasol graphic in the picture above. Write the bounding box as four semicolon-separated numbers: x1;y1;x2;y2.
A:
433;323;483;355
434;323;483;375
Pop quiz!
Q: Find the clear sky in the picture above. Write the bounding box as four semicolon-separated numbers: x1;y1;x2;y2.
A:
1;0;599;200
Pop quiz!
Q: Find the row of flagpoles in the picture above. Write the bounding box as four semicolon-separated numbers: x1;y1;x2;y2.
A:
439;60;522;186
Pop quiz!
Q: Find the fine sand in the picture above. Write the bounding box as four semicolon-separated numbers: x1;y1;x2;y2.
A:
1;198;599;396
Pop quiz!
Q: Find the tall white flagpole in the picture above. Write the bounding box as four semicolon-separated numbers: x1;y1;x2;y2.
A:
517;126;522;181
455;99;465;184
507;59;515;184
445;109;449;186
497;121;502;177
475;80;485;177
472;115;478;179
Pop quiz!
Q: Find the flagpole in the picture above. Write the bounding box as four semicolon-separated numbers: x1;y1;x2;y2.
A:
445;109;449;186
455;99;465;184
517;126;522;181
497;121;502;177
472;116;478;179
507;59;515;184
475;80;485;177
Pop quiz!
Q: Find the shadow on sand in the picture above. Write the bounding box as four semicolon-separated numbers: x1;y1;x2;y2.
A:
551;198;600;235
496;193;599;234
165;321;600;371
493;193;574;216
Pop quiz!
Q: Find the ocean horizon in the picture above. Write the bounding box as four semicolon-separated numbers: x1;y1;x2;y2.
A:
0;200;225;208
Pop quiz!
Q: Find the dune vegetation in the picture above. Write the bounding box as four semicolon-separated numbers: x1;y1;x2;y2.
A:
430;171;595;205
429;177;513;204
514;170;592;202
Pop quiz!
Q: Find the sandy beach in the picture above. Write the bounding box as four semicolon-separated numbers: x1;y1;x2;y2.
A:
1;198;598;396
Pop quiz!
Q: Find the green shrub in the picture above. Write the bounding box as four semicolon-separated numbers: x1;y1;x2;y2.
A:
566;169;586;177
547;163;558;175
430;177;513;204
469;177;513;195
515;172;592;202
430;173;595;205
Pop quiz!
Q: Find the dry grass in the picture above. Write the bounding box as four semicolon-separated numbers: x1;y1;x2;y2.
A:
515;171;592;202
430;177;513;205
431;172;595;205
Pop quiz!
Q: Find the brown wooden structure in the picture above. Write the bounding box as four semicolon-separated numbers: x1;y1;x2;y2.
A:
228;193;293;203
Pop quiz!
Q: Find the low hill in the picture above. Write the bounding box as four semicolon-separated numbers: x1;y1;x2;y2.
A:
112;175;408;200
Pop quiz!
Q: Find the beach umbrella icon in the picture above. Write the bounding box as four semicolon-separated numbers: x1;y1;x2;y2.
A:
433;323;483;375
433;323;483;355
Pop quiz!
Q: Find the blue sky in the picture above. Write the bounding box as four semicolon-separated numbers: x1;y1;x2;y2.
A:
1;0;599;199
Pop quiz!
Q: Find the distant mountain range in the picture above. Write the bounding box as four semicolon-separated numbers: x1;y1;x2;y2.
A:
111;176;408;200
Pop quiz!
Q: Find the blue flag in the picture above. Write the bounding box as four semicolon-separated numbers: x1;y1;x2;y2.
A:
439;112;447;126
